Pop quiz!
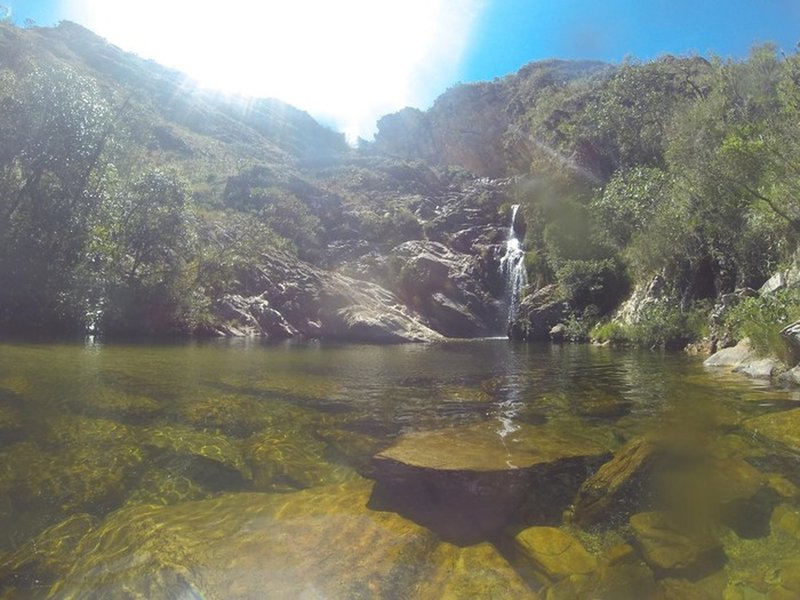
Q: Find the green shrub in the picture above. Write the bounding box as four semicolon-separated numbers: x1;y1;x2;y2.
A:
590;301;709;348
591;321;629;344
725;289;800;361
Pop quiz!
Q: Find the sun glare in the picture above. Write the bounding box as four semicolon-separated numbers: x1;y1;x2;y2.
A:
62;0;484;142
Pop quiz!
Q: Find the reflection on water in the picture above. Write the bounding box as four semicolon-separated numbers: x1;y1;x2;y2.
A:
0;339;799;597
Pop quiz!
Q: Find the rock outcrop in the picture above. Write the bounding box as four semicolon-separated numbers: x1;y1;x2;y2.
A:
368;421;609;543
47;479;537;599
508;284;568;341
209;250;441;343
390;240;501;336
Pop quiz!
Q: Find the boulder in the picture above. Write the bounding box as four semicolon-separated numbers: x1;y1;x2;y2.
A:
0;513;95;591
703;338;755;368
140;425;253;485
49;479;442;599
508;284;568;341
390;240;501;336
743;408;800;453
572;436;661;527
759;262;800;295
0;405;23;438
629;511;724;577
211;250;441;343
543;563;661;600
733;357;782;380
413;542;536;598
780;320;800;365
514;526;597;582
368;421;609;543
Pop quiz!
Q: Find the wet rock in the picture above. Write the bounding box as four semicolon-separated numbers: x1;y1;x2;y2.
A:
777;365;800;386
780;320;800;366
141;425;253;485
0;405;22;437
1;416;149;512
733;358;782;380
572;436;660;527
629;511;724;576
544;563;661;600
390;240;500;337
218;250;442;343
0;513;95;590
50;479;442;599
660;575;726;600
243;428;350;491
414;542;536;598
508;284;568;341
743;408;800;453
176;394;270;437
0;440;145;513
369;421;609;543
72;388;162;421
125;469;212;506
514;526;597;582
704;338;756;368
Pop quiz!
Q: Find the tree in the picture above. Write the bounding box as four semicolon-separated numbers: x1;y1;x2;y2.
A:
0;65;115;331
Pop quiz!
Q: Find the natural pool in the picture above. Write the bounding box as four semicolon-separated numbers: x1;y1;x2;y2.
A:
0;338;799;598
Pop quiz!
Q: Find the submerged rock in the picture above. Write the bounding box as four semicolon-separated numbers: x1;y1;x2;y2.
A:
743;408;800;453
70;388;163;421
0;405;23;437
243;428;351;491
369;421;609;543
629;511;724;577
176;393;271;437
124;469;212;506
514;526;598;583
141;425;253;485
543;563;661;600
50;479;443;599
414;542;536;598
0;513;95;590
1;417;148;512
703;338;755;369
572;436;660;527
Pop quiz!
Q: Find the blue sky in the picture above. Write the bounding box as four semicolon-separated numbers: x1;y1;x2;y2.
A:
7;1;800;138
463;0;800;82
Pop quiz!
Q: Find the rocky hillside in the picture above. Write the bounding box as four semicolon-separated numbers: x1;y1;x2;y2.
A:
1;20;798;348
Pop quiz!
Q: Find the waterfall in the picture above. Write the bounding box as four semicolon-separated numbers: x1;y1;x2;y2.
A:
500;204;528;327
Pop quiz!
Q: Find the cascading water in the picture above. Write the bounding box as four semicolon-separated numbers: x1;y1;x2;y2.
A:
500;204;528;329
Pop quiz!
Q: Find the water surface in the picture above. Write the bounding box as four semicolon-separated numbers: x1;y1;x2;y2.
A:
0;339;799;598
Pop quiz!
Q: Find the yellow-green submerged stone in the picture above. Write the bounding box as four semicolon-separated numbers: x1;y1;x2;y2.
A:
375;421;609;472
50;479;445;599
515;526;598;582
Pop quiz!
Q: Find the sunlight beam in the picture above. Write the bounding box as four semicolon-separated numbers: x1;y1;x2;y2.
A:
61;0;484;142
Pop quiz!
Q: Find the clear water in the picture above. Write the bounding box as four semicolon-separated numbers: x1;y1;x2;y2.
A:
0;338;799;598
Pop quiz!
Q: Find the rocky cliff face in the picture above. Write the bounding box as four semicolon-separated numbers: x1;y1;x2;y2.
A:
371;60;609;177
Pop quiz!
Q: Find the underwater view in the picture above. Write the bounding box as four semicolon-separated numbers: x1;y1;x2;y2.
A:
1;338;799;598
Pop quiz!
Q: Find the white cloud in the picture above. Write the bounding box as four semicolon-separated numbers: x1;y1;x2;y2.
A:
60;0;484;141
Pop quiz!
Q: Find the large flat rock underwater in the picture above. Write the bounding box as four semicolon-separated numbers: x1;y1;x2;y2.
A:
45;477;536;599
368;421;611;544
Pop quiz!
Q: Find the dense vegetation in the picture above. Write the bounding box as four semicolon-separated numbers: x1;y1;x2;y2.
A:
505;48;800;346
1;19;799;347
